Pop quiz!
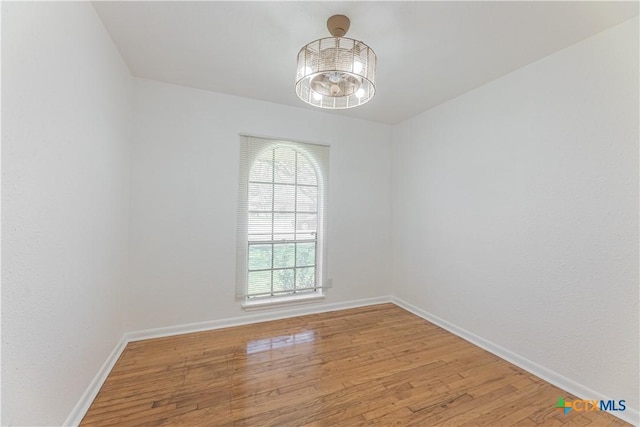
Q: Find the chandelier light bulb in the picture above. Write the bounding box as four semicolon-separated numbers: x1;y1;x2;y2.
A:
355;88;365;98
300;66;312;77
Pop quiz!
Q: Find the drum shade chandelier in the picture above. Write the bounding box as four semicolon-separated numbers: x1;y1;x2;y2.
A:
296;15;377;109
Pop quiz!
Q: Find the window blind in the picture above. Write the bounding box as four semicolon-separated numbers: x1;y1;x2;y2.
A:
235;135;330;300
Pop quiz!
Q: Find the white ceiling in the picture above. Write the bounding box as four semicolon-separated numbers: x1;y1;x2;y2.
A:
93;1;638;124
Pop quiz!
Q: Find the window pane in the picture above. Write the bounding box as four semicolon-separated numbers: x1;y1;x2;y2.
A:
297;154;317;185
296;267;315;287
248;213;272;237
241;139;327;301
274;213;295;234
295;213;317;233
274;147;295;184
249;149;273;182
248;183;272;211
248;270;271;295
273;243;295;269
273;268;295;292
296;243;315;267
296;186;317;212
274;184;295;211
248;244;271;270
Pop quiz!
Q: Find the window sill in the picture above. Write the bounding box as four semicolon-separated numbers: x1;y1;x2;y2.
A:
242;294;325;311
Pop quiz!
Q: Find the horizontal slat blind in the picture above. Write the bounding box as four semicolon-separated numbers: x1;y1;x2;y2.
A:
235;135;329;300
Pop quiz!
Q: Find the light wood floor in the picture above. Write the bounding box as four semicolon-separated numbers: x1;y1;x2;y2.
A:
81;304;629;426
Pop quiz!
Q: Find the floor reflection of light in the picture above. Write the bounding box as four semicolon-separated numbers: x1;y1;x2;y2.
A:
246;330;315;354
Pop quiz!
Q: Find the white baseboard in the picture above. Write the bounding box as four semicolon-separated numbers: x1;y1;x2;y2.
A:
63;335;128;427
125;295;393;342
64;295;393;426
391;297;639;426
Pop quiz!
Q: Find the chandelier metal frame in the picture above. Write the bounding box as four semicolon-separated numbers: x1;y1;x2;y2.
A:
295;15;377;109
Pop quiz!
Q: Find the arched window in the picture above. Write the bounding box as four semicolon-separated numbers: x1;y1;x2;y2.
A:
236;136;329;305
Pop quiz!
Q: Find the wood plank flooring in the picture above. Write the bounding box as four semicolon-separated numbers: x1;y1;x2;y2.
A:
81;304;630;426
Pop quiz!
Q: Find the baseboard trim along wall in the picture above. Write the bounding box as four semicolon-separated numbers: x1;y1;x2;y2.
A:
63;295;392;426
64;295;637;426
63;336;129;427
391;297;639;426
124;296;393;342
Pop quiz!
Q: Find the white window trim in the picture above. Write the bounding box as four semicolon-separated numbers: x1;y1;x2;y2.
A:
235;135;330;307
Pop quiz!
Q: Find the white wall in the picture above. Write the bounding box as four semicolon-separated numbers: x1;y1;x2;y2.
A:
127;79;392;331
392;17;639;411
3;2;637;424
2;3;132;425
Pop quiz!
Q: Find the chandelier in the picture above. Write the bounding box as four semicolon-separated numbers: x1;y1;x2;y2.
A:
296;15;377;109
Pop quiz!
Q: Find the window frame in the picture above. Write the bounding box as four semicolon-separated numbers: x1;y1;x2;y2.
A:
236;135;329;307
